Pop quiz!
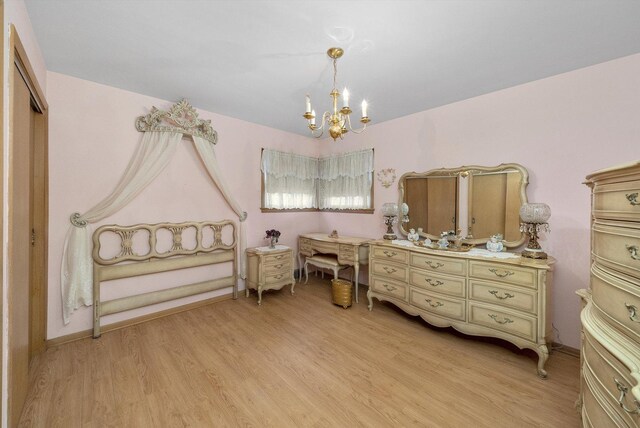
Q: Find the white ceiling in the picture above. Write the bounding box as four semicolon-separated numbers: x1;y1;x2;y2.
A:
24;0;640;136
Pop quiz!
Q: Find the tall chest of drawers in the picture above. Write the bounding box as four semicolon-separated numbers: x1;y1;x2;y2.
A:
581;162;640;427
367;241;554;377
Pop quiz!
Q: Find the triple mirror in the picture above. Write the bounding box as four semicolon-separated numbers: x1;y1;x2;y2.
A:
399;164;528;248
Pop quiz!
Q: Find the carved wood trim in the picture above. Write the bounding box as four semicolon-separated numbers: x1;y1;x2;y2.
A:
135;99;217;144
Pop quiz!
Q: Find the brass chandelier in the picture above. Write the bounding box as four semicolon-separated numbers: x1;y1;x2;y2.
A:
303;47;370;141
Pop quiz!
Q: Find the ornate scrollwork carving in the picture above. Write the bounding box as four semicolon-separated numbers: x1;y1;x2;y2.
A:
117;230;137;257
135;100;218;145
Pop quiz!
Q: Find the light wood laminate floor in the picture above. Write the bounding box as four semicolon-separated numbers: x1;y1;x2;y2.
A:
20;276;581;427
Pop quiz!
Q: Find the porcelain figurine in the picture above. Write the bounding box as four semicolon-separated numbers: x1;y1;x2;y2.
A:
437;232;450;249
407;228;419;242
486;234;504;252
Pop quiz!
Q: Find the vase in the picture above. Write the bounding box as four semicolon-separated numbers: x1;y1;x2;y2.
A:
269;236;278;249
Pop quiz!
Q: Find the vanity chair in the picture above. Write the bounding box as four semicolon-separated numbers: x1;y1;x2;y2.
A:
303;255;354;286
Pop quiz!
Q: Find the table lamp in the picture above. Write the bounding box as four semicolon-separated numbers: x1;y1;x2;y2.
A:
519;203;551;259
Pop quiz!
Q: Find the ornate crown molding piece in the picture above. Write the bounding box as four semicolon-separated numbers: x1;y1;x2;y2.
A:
135;99;218;145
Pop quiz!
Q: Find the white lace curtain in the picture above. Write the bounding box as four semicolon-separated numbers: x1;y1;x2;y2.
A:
61;131;247;324
261;149;318;209
318;149;374;209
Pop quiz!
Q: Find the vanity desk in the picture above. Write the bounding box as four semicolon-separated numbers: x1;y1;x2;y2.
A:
368;240;554;377
298;233;372;302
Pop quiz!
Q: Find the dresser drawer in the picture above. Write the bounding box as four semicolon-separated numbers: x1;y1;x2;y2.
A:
371;259;409;282
263;261;291;274
469;279;537;314
593;221;640;279
264;252;290;265
371;246;408;263
593;179;640;222
468;302;537;341
591;265;640;342
410;253;467;276
410;288;466;321
582;368;630;428
469;261;538;289
370;276;408;301
410;269;465;298
583;330;640;426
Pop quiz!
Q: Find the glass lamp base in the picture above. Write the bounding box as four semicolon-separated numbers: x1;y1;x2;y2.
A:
521;248;548;259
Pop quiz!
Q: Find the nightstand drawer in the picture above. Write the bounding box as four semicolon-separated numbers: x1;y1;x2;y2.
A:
469;261;537;289
264;252;290;264
410;253;466;276
469;279;537;314
264;271;290;284
264;261;291;274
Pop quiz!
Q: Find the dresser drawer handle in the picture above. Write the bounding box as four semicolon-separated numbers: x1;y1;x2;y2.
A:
383;250;398;258
614;378;640;414
488;314;513;325
426;261;444;269
489;290;515;300
274;255;284;260
383;284;397;292
626;245;640;260
626;192;640;206
382;267;398;274
425;279;444;287
273;274;284;280
273;264;283;269
625;303;639;322
488;268;514;278
425;299;443;308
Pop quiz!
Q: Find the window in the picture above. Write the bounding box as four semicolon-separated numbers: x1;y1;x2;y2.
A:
261;148;373;212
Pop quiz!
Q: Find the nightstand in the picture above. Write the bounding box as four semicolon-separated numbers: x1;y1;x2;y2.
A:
245;245;295;305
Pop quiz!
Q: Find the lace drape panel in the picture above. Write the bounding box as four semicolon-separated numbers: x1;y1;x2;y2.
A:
61;131;183;324
318;149;374;209
261;149;318;209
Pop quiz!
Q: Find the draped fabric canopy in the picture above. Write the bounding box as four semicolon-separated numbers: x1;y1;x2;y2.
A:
61;101;247;324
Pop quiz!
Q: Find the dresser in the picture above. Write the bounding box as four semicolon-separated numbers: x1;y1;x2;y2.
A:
298;233;371;302
367;241;554;377
245;246;295;305
579;162;640;427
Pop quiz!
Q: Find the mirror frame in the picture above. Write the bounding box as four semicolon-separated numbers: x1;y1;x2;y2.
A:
398;163;529;248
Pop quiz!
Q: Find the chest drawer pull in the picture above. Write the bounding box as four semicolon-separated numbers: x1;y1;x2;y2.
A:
383;284;397;292
488;314;513;325
383;250;397;258
626;192;640;206
488;268;514;278
425;278;444;287
614;378;640;414
626;245;640;260
382;266;397;274
625;303;640;322
488;290;515;300
273;255;285;260
425;299;443;308
274;274;284;280
273;264;283;269
426;261;444;269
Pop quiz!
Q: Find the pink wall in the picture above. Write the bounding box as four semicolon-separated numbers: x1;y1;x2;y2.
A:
47;72;321;339
320;53;640;348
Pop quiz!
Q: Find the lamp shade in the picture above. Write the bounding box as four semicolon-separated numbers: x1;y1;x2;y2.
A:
382;202;399;217
520;203;551;223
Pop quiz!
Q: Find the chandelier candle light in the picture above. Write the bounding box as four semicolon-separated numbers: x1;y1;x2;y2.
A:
519;203;551;259
303;47;370;141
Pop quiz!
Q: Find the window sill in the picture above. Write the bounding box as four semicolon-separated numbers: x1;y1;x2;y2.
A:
260;208;374;214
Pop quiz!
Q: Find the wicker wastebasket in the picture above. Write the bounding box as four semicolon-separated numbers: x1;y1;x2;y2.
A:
331;279;352;309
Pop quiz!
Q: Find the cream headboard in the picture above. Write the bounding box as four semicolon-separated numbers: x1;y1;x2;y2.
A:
91;220;237;338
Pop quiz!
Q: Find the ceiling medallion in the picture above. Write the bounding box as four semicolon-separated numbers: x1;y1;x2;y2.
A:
303;47;370;141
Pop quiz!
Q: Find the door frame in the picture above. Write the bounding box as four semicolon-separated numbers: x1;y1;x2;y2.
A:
6;23;49;424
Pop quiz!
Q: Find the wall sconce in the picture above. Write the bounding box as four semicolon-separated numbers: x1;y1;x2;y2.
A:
519;203;551;259
382;203;399;240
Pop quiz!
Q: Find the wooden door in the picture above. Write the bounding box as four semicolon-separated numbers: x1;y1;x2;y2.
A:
7;27;49;427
